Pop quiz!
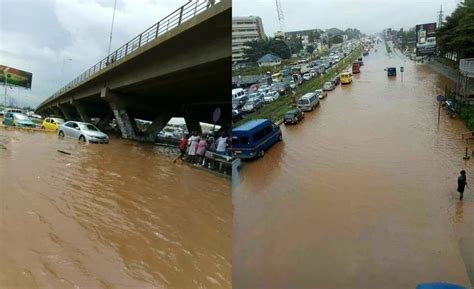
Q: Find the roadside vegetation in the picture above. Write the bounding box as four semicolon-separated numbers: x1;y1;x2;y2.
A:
436;0;474;61
233;45;364;127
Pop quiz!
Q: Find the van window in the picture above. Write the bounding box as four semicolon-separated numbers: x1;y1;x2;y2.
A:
310;96;315;102
298;98;309;105
253;129;266;141
264;126;272;135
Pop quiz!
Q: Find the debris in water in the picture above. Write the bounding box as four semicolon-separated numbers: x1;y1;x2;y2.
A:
57;150;71;155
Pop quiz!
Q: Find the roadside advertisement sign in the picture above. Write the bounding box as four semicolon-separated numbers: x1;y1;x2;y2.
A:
0;65;33;89
415;23;437;56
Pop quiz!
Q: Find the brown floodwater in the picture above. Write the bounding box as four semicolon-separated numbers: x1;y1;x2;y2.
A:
234;43;474;289
0;129;231;289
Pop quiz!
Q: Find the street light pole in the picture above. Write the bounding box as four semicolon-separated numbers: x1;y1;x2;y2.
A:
107;0;118;58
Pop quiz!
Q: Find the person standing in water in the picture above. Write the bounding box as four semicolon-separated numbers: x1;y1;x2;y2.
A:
457;170;468;200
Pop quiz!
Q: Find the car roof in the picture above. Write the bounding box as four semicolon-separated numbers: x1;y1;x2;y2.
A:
65;120;92;125
233;119;273;133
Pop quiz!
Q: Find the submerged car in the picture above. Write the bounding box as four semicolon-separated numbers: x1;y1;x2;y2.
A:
323;81;335;91
2;112;36;128
41;117;64;131
314;89;327;99
58;121;109;144
284;108;304;125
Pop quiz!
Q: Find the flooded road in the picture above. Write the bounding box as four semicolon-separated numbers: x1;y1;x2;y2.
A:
0;128;231;289
234;42;474;289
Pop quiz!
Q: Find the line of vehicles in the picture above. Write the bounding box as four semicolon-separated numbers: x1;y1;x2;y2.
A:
232;42;361;123
231;41;375;160
1;108;109;144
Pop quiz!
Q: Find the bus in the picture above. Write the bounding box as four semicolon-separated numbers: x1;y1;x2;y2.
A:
271;72;283;82
231;119;282;159
340;72;352;84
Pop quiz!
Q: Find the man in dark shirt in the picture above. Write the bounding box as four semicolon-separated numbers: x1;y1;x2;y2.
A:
457;170;468;200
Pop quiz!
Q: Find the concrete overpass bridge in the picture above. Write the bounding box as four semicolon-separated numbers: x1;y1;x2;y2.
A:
36;0;231;141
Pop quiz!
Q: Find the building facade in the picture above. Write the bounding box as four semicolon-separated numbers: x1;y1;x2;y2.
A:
232;16;266;64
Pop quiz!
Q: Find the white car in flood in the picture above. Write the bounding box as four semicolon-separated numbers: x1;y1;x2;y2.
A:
58;121;109;144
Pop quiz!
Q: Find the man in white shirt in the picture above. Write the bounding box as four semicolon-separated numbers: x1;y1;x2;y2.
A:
216;134;228;155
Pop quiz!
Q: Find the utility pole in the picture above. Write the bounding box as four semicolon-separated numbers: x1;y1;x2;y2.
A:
437;5;443;28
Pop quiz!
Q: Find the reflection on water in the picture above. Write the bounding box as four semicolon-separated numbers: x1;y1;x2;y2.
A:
0;129;231;289
234;43;474;289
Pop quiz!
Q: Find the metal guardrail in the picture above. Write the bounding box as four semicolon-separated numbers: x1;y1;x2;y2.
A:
42;0;222;107
460;58;474;78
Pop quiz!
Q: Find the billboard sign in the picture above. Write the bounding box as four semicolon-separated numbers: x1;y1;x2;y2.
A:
415;23;437;56
0;65;33;89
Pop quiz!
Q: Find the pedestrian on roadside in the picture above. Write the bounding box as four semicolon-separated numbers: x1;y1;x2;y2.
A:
187;132;199;163
216;132;228;155
457;170;468;200
178;134;189;160
196;134;207;166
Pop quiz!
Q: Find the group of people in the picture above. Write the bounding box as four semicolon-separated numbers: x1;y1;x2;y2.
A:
178;131;229;166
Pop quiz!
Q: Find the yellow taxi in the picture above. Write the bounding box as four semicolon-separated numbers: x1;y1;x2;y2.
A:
41;117;65;131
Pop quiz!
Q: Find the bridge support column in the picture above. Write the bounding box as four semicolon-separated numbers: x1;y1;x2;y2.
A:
144;114;172;142
58;105;73;120
72;101;91;123
97;111;114;130
101;88;137;140
184;117;202;135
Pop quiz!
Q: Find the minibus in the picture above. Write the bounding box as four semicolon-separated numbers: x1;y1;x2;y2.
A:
231;119;282;159
340;72;352;84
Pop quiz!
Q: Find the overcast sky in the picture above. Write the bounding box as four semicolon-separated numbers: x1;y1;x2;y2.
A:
233;0;461;37
0;0;188;108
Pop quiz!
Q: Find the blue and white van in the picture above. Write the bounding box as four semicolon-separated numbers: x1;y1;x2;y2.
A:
231;119;282;159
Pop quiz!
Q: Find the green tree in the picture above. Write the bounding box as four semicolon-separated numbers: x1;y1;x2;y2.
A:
242;38;291;62
306;45;315;54
436;0;474;60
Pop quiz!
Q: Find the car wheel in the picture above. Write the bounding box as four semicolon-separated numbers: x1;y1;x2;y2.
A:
58;131;64;138
41;126;45;129
258;150;265;158
278;134;283;141
79;135;86;143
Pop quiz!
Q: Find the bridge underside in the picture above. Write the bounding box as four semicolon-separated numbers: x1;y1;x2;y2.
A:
37;1;231;142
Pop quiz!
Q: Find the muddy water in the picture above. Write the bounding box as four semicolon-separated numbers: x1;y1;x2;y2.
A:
0;129;231;289
234;43;474;289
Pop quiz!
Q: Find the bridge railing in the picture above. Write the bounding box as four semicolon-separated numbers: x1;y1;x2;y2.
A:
43;0;223;106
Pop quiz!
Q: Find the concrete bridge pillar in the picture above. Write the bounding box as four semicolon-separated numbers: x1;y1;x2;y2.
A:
97;111;114;131
101;88;137;139
184;117;202;135
58;104;73;120
72;101;91;123
144;114;172;142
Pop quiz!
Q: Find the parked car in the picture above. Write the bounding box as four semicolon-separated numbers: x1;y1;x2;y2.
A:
242;98;263;113
232;95;248;110
2;112;36;128
314;89;327;99
58;121;109;144
323;81;335;91
284;108;304;125
302;73;311;81
263;91;279;103
41;117;65;131
297;93;320;111
231;119;282;159
232;109;244;122
289;80;296;89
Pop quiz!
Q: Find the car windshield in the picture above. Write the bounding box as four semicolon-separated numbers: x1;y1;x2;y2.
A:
298;99;309;104
14;114;29;120
79;123;99;131
285;113;295;118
